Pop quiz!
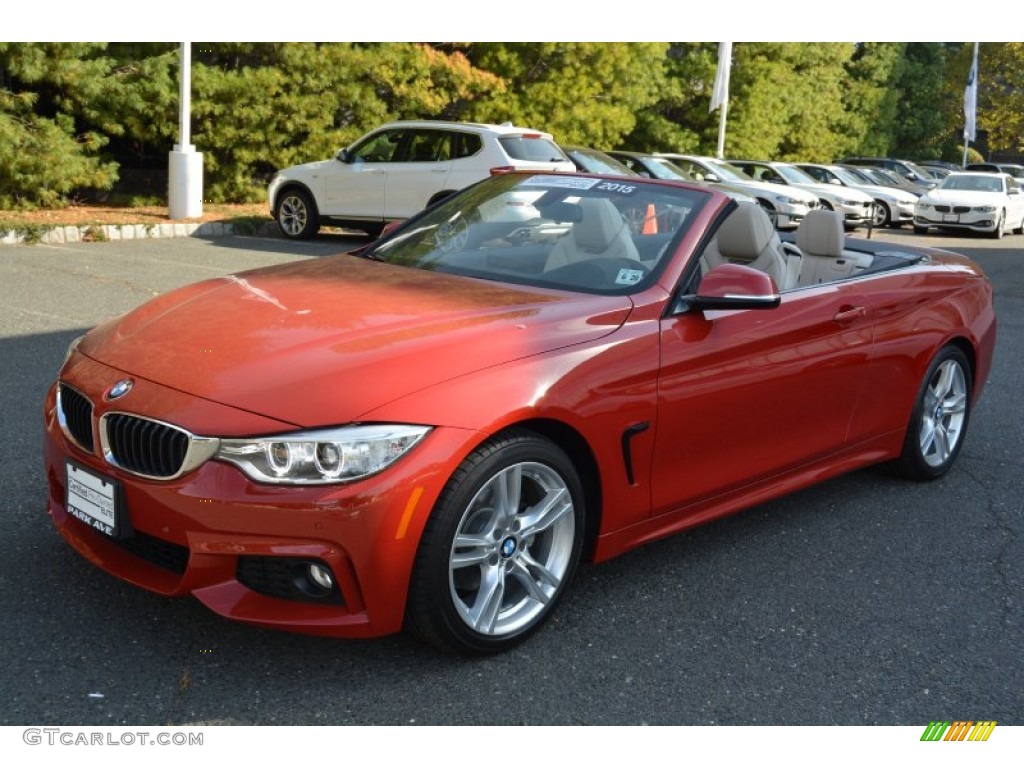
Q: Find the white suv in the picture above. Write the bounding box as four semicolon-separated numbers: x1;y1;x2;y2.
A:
268;120;575;239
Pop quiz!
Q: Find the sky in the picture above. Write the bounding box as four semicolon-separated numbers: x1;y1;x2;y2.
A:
5;3;992;42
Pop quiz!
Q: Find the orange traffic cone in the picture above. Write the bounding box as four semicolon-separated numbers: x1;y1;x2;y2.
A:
642;203;658;235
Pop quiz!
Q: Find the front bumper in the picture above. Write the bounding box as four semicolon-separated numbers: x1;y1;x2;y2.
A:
42;364;472;639
772;203;812;230
914;210;999;233
894;202;915;222
837;202;872;227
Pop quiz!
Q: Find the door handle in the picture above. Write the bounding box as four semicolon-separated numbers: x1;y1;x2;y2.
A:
834;306;867;324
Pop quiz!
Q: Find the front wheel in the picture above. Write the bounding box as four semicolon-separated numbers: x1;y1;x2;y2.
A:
872;201;892;228
406;430;585;654
988;210;1005;239
894;346;972;481
275;189;318;240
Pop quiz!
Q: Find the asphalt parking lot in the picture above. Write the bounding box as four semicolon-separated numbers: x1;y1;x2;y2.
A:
1;227;1021;727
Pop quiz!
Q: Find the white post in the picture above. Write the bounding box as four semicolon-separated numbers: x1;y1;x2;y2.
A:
168;42;203;219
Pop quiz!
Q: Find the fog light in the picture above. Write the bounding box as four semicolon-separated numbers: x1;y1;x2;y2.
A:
307;563;334;591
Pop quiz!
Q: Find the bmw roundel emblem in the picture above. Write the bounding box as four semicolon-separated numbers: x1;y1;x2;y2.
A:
106;379;134;400
500;537;518;558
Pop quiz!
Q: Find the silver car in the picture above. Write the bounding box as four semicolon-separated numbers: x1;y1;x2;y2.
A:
797;162;917;228
729;159;874;230
655;153;820;230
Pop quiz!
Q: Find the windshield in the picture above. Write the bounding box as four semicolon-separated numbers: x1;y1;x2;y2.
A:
906;161;935;179
568;149;635;176
940;174;1004;193
831;166;867;186
704;159;754;181
775;165;819;184
644;158;692;181
366;173;710;295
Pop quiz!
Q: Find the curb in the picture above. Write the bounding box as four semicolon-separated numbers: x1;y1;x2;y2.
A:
0;219;278;247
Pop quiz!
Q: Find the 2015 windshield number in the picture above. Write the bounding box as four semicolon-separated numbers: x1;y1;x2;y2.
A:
596;182;636;195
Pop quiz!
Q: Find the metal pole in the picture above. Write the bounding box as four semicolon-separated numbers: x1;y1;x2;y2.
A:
168;42;203;220
179;42;191;149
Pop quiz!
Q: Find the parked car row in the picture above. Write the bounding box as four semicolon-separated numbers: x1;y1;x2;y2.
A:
266;119;1024;241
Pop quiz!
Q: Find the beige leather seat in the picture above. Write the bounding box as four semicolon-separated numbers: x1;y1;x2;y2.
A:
545;198;641;271
795;209;848;285
701;200;798;290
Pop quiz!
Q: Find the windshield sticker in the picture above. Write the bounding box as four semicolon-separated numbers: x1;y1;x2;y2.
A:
519;176;600;190
594;181;638;196
615;269;645;286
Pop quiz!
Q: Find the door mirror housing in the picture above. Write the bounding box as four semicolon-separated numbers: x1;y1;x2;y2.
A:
682;263;781;312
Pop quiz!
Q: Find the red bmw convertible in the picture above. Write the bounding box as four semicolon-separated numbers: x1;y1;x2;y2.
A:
43;172;996;654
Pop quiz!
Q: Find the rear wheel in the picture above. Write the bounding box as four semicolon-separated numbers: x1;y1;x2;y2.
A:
894;346;971;481
406;429;585;654
275;189;318;240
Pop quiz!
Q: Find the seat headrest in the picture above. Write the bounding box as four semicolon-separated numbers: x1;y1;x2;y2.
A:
716;201;776;260
796;209;845;257
573;198;627;252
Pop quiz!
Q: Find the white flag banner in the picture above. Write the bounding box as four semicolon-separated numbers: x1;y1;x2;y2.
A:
710;42;732;113
964;42;979;142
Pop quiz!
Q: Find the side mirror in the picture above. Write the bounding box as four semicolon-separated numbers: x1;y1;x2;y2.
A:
337;148;353;163
704;173;720;183
682;263;781;312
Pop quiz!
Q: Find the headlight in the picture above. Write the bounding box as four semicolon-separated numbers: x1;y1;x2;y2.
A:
216;424;431;485
842;199;862;206
976;205;996;213
776;196;803;206
916;203;932;211
63;334;85;365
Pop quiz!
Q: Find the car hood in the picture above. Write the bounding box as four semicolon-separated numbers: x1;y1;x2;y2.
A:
855;184;917;203
78;256;633;427
718;179;819;205
794;182;872;203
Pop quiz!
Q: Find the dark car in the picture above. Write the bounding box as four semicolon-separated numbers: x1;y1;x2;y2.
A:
559;145;638;176
966;162;1024;181
839;157;937;194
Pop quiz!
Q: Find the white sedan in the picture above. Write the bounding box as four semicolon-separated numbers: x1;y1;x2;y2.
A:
914;172;1024;238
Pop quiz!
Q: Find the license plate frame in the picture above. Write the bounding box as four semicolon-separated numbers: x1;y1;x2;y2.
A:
65;461;127;539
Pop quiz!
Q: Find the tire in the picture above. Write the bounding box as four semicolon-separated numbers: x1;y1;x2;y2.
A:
426;190;457;208
872;200;891;228
406;429;585;654
988;210;1005;239
756;199;780;229
894;346;971;481
275;188;318;240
